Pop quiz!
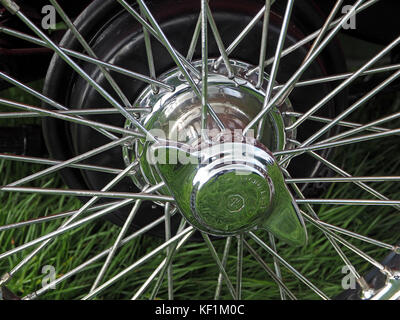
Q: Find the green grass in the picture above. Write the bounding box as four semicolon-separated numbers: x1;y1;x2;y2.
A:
0;82;399;300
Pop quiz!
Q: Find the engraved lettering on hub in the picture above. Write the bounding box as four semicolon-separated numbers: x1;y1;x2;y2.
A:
227;194;244;212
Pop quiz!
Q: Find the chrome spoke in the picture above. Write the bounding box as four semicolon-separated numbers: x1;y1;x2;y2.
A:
260;0;380;69
236;233;244;300
274;64;400;90
0;153;125;176
256;0;295;140
5;7;158;142
268;233;286;300
202;233;237;300
131;220;190;300
248;231;329;300
286;171;370;291
297;199;400;206
301;211;391;274
0;199;135;262
148;218;187;300
49;0;134;108
1;164;152;281
0;108;151;119
134;0;225;131
286;176;400;184
319;112;400;144
0;201;121;233
23;214;172;300
243;240;297;300
2;136;133;187
284;112;394;134
165;203;174;300
201;0;209;132
0;72;118;141
206;2;234;78
116;0;201;78
0;98;143;139
243;0;366;136
139;4;158;94
275;0;344;106
214;1;277;68
286;35;400;132
255;0;271;89
214;236;232;300
275;128;400;157
0;187;172;202
81;226;194;300
0;27;174;91
90;184;163;292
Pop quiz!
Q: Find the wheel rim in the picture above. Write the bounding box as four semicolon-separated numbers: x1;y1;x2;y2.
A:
0;0;400;300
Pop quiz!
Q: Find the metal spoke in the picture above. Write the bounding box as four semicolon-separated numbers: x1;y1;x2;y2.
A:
301;211;391;274
0;164;153;282
0;199;135;263
285;170;370;291
0;27;174;92
305;148;400;211
0;98;143;139
284;112;394;134
248;231;329;300
81;226;194;300
2;5;158;142
49;0;134;108
253;0;380;72
116;0;200;78
205;2;234;78
202;233;237;299
236;233;244;300
2;136;132;187
286;176;400;184
90;184;161;291
0;71;118;141
243;240;297;300
0;186;172;202
214;1;277;69
297;199;400;206
256;0;271;89
0;153;125;176
0;108;151;119
133;0;225;131
285;140;400;213
201;0;209;133
319;112;400;145
0;201;121;232
139;4;158;94
148;218;187;300
243;0;366;136
165;203;174;300
130;220;190;300
268;233;286;300
23;213;173;300
286;34;400;132
275;128;400;157
274;0;344;106
274;64;400;91
256;0;295;140
214;236;232;300
316;220;398;252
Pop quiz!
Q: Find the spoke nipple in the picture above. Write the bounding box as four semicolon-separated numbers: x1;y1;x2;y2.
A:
0;272;11;287
1;0;20;14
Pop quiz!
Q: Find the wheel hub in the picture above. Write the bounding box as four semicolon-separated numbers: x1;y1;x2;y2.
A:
124;59;307;245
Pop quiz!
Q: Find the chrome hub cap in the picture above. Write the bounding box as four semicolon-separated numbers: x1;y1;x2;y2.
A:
123;60;306;244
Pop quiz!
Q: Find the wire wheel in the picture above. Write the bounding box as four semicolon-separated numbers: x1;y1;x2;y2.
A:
0;0;399;300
